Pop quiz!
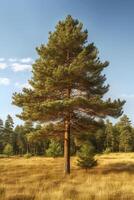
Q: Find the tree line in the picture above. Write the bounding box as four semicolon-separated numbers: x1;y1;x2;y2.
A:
0;114;133;157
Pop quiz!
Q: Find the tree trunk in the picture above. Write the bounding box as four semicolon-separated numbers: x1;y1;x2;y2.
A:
64;119;70;174
64;83;71;174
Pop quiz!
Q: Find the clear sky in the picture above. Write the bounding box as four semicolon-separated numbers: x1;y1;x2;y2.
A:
0;0;134;124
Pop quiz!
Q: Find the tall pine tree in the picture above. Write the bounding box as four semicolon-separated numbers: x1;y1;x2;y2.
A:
12;16;125;174
105;120;119;152
4;115;14;146
116;115;133;152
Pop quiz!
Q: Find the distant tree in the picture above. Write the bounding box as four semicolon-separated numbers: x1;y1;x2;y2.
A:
117;115;131;128
33;124;47;155
14;125;27;154
94;120;106;152
0;118;4;153
117;115;133;152
26;132;40;155
4;115;14;147
3;143;13;156
105;120;119;152
0;118;4;134
75;120;106;153
46;139;63;157
77;142;97;169
23;121;34;153
119;129;133;152
12;15;125;174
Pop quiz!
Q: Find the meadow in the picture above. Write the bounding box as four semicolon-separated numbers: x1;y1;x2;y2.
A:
1;153;134;200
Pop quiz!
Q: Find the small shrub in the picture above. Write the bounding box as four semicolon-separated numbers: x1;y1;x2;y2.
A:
3;144;13;157
77;143;97;169
24;153;32;159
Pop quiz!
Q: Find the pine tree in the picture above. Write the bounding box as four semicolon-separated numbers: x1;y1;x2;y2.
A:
0;118;4;134
14;125;27;154
119;129;133;152
46;139;63;157
116;115;133;152
77;142;97;169
23;121;34;153
12;15;125;174
105;120;119;152
4;115;14;146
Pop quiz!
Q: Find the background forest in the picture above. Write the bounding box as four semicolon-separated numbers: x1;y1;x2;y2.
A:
0;114;133;157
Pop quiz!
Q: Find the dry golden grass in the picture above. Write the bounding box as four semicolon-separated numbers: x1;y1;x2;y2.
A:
1;153;134;199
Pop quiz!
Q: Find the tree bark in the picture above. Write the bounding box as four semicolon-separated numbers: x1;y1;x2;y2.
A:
64;47;71;174
64;119;70;174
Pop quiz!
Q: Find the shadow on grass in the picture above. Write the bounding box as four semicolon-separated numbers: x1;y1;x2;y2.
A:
83;162;134;175
101;162;134;174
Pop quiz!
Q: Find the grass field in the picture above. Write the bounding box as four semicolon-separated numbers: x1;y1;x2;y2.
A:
1;153;134;200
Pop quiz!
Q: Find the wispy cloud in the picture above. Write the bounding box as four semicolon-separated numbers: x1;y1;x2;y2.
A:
20;57;33;63
8;58;17;62
0;58;5;62
0;63;8;70
0;57;33;72
0;78;10;85
11;63;32;72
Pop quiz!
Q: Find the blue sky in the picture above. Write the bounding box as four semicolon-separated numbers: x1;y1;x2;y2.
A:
0;0;134;124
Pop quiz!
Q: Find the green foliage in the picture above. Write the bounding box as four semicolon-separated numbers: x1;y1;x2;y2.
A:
119;129;133;152
117;115;134;152
94;122;106;152
3;143;13;156
0;118;4;133
45;139;63;158
105;120;119;152
12;15;125;135
1;114;134;156
77;143;97;169
4;115;14;145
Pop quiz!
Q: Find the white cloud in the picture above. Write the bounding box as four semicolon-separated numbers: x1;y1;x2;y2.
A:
15;82;32;89
11;63;32;72
0;78;10;85
8;58;17;62
0;63;8;70
0;58;5;62
0;57;33;72
20;57;33;63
